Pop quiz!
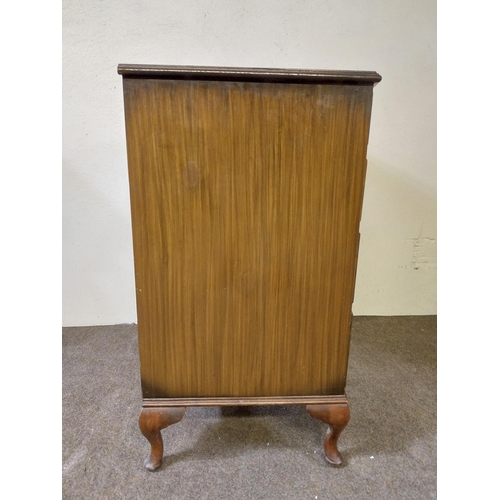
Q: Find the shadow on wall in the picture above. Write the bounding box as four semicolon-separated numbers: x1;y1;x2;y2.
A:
62;158;136;326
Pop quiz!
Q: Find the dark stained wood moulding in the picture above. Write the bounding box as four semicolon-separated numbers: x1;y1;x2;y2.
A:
117;64;382;86
142;395;348;408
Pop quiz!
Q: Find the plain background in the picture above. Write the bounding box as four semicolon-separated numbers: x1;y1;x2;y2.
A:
62;0;436;327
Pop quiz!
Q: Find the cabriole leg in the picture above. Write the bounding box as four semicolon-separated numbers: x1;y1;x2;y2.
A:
138;407;186;471
306;401;350;466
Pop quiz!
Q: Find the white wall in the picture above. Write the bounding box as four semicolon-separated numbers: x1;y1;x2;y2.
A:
62;0;436;326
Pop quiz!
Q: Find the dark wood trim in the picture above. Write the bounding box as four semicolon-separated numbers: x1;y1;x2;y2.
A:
143;395;348;407
117;64;381;85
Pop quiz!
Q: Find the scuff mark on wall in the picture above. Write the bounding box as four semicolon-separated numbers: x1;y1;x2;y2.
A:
409;237;436;270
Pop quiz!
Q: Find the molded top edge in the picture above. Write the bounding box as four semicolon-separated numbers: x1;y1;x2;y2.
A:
117;64;381;85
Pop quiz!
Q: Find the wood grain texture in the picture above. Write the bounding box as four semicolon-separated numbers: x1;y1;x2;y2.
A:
123;77;374;399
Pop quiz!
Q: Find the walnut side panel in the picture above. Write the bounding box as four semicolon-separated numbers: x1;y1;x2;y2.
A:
123;78;373;398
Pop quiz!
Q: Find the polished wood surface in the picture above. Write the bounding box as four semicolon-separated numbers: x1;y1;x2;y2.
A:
307;401;351;466
139;407;186;471
123;77;374;399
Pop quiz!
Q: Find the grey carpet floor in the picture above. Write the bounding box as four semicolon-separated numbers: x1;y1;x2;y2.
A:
62;316;436;499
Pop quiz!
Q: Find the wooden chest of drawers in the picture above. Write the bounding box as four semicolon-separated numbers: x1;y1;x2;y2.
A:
118;64;381;470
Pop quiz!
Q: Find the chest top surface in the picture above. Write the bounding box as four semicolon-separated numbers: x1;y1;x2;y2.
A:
117;64;381;86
